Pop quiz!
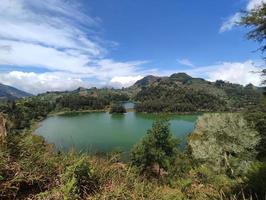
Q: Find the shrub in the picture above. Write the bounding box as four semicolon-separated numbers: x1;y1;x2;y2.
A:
188;113;260;176
246;161;266;199
61;156;99;200
131;119;179;177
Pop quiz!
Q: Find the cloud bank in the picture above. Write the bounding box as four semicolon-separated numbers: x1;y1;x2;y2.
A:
185;60;263;86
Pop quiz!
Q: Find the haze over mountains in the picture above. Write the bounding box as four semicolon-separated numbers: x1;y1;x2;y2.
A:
0;83;32;100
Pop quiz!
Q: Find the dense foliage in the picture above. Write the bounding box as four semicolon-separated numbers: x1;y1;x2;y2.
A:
0;88;130;132
244;96;266;161
109;104;126;114
131;120;179;176
133;74;261;113
188;113;260;176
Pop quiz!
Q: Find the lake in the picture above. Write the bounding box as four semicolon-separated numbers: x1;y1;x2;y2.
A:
36;110;198;153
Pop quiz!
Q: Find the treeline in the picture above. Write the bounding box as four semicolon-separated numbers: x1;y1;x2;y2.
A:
56;95;109;110
0;90;130;132
134;79;261;113
135;86;227;113
0;98;55;131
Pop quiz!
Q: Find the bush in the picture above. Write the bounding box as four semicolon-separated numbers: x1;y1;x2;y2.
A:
61;156;99;200
131;119;179;177
246;162;266;199
188;113;260;176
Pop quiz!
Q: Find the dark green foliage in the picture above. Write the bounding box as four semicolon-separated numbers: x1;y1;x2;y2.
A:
244;102;266;161
109;104;126;114
131;120;179;176
135;88;226;113
246;162;266;199
56;94;109;111
0;87;130;133
133;74;261;113
0;98;55;131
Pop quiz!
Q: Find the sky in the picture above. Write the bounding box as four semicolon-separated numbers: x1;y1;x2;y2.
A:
0;0;265;94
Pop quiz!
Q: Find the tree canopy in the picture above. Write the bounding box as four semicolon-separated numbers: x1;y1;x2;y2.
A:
131;120;179;176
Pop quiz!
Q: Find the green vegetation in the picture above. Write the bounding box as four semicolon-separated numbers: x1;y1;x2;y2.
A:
131;120;179;176
109;103;126;114
0;76;264;199
188;113;260;176
133;74;262;113
1;109;265;199
0;1;265;200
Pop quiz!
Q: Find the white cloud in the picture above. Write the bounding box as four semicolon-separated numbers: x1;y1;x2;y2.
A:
0;0;150;92
247;0;266;11
110;75;143;87
220;0;266;33
185;60;263;86
0;71;88;94
219;13;242;33
178;58;194;67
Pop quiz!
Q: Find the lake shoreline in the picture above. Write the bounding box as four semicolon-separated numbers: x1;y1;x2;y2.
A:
35;111;198;153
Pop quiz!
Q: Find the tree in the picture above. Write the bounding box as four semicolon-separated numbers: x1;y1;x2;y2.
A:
240;3;266;84
109;104;126;114
130;120;179;177
240;3;266;54
188;113;260;176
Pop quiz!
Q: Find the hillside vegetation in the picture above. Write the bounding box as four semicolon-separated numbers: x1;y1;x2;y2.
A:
132;73;262;113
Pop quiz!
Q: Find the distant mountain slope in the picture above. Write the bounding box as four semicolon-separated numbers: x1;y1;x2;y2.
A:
132;73;262;112
0;83;32;100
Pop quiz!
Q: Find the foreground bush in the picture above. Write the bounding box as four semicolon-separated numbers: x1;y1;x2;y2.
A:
188;113;260;176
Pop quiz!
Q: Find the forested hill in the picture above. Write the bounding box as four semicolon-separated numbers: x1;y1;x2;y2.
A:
131;73;262;112
0;83;32;100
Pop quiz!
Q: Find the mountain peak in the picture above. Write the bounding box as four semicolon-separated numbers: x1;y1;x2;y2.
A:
133;75;161;87
0;83;32;100
169;73;192;82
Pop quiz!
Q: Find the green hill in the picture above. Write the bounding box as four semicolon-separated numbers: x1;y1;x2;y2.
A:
132;73;262;112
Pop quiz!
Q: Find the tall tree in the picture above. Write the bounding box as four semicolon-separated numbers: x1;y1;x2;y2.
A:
131;120;179;177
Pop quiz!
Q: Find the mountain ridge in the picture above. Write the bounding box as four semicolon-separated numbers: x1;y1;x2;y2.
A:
0;83;32;100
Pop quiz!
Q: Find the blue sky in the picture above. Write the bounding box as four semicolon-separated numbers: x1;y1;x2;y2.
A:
0;0;265;94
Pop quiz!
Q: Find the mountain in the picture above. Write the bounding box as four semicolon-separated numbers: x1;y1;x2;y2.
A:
0;83;32;100
132;73;262;112
133;75;163;87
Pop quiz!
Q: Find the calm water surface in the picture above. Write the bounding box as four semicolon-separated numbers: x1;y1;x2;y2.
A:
36;109;198;153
